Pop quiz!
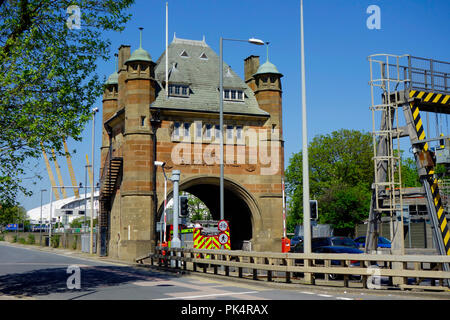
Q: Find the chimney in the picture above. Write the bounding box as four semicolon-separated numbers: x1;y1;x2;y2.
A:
118;45;131;72
244;55;260;92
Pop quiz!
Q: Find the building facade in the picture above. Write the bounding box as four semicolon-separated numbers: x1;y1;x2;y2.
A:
100;35;285;261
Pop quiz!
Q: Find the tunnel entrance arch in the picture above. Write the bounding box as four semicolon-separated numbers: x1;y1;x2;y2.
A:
157;176;262;250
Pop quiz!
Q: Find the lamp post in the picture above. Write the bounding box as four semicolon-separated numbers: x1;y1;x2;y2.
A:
219;36;264;222
300;0;311;255
90;107;99;254
39;189;47;246
154;161;168;243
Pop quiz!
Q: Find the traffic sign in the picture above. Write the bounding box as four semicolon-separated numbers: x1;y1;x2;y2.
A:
218;220;229;232
218;232;229;245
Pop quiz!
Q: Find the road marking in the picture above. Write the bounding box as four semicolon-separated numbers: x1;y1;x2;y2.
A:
300;291;316;295
155;290;259;300
336;297;353;300
318;294;333;298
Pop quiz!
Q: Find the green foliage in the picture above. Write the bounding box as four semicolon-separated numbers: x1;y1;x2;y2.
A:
183;192;211;221
285;129;374;234
11;235;17;243
18;237;26;244
26;233;35;244
0;0;134;204
72;235;78;250
0;202;27;226
0;235;5;241
51;234;60;248
70;217;84;228
400;157;421;187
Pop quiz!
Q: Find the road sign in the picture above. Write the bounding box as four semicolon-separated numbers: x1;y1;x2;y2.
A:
218;220;229;232
218;232;229;245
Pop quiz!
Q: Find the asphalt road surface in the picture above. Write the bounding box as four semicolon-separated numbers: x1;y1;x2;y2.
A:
0;241;447;302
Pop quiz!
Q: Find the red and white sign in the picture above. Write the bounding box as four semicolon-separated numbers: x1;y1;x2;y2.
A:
218;232;229;245
218;220;229;232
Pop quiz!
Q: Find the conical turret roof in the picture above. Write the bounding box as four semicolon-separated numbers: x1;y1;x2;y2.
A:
125;28;152;64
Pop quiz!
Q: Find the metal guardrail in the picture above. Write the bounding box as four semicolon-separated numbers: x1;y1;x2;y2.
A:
369;54;450;95
147;247;450;291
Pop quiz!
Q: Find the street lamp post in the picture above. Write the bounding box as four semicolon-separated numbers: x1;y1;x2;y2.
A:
154;161;168;243
90;107;99;254
219;36;264;222
300;0;311;255
39;189;47;246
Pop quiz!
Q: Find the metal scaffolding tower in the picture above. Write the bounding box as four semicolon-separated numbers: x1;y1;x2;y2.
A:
366;54;450;267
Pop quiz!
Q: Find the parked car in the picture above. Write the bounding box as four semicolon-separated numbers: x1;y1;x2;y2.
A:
353;236;391;249
289;236;303;250
292;236;359;253
313;245;364;280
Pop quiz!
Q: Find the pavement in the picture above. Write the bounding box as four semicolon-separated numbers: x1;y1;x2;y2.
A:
0;240;449;301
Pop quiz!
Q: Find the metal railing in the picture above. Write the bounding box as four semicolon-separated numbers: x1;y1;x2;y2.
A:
146;247;450;291
369;54;450;95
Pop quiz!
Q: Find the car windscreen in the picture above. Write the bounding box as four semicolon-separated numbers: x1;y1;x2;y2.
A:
332;238;357;248
378;237;391;244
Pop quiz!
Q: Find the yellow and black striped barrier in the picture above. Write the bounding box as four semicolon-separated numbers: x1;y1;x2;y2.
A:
410;90;450;105
408;93;450;255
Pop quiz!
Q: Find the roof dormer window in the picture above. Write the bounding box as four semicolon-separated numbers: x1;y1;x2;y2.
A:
223;89;244;101
180;50;189;58
169;84;189;97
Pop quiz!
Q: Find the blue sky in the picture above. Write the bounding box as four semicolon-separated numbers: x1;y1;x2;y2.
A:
18;0;450;210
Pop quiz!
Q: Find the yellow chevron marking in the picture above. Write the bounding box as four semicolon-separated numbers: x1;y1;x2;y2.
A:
434;193;441;206
443;95;450;104
417;91;426;99
424;92;434;102
444;232;450;247
440;218;447;233
437;206;444;219
415;118;423;132
413;107;420;119
410;90;416;97
433;94;443;103
419;131;426;140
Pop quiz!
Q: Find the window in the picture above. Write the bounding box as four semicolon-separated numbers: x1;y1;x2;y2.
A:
180;50;189;58
169;84;189;97
141;116;146;127
183;123;190;137
236;126;243;141
227;125;233;140
196;122;202;138
223;89;244;101
173;122;180;139
199;52;208;60
215;125;221;140
205;124;212;139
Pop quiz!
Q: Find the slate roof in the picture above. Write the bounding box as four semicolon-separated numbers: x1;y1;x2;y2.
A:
151;36;269;117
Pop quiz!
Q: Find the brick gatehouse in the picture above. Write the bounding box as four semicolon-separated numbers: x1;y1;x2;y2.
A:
100;35;285;261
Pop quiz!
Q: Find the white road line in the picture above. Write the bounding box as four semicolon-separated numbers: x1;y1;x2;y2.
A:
155;291;259;300
318;294;333;298
300;291;316;295
336;297;353;300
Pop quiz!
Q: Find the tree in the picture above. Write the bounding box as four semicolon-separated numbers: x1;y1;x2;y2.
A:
0;202;27;226
0;0;134;204
181;192;211;221
285;129;374;235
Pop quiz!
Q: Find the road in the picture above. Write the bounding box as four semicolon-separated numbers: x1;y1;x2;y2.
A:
0;241;446;302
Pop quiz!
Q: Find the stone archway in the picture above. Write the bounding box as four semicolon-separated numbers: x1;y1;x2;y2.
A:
157;175;262;250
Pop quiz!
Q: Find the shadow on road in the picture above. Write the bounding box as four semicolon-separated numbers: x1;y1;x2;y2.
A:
0;265;173;298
